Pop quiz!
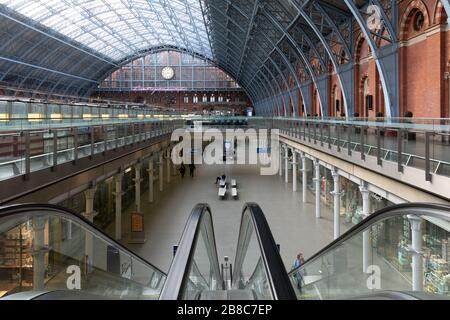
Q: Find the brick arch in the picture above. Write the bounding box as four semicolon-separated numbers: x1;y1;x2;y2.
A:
399;0;431;40
354;32;366;62
434;1;447;24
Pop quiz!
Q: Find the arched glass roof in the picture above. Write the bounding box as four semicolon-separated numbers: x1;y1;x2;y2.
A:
0;0;212;60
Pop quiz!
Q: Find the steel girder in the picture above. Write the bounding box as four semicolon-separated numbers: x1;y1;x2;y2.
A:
203;1;290;111
209;35;278;109
204;0;301;115
289;0;355;117
343;0;399;118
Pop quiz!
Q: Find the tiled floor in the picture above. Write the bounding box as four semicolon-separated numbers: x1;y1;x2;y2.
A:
108;162;351;273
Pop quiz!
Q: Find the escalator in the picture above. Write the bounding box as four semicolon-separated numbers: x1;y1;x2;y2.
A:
159;203;296;300
0;202;449;300
286;203;450;300
0;204;166;300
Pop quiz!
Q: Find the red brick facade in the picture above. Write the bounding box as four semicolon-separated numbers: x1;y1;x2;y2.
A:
92;90;251;115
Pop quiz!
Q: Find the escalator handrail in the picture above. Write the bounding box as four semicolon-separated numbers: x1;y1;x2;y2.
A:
233;203;297;300
0;203;166;276
288;202;450;276
159;203;221;300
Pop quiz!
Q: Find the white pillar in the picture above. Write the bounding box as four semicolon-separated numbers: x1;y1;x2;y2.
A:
83;186;97;272
331;169;341;239
159;152;164;192
314;159;321;218
114;173;123;240
279;144;283;177
301;153;307;203
360;183;371;273
408;215;423;291
32;217;46;290
166;149;171;183
285;146;289;184
292;151;297;192
148;160;154;203
134;163;142;212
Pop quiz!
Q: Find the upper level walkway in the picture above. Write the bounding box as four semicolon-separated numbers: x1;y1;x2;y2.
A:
0;101;448;203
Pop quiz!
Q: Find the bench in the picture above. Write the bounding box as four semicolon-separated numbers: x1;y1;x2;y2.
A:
218;187;227;199
231;187;238;199
231;179;237;188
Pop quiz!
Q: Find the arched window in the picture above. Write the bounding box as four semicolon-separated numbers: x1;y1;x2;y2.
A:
193;95;198;104
413;11;425;31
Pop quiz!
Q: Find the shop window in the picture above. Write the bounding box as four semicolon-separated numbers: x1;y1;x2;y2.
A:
183;96;189;104
202;95;208;103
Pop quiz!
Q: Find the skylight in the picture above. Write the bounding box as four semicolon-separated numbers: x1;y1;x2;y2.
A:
0;0;212;60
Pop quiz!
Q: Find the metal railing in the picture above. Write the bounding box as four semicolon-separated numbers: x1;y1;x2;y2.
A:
0;119;184;181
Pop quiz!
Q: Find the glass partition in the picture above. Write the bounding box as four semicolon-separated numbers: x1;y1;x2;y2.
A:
232;208;273;300
288;207;450;300
0;206;166;299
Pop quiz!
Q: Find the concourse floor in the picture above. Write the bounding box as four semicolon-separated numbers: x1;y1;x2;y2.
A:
109;163;351;273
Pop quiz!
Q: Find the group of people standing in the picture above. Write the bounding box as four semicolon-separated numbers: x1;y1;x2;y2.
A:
178;162;196;178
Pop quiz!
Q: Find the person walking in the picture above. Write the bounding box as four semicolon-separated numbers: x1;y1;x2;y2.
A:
179;163;186;178
189;163;196;177
292;253;305;293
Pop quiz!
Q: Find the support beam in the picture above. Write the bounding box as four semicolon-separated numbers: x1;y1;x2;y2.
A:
114;172;124;241
159;152;164;192
279;144;283;177
83;185;97;273
360;182;371;273
313;159;321;218
301;153;307;203
292;151;297;192
134;163;142;212
285;145;289;184
408;215;423;291
148;159;154;203
32;216;46;291
166;148;171;184
331;169;341;239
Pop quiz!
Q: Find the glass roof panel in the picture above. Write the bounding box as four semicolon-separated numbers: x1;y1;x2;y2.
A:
0;0;212;61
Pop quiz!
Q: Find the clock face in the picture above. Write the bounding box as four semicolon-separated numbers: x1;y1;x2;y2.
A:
161;67;175;80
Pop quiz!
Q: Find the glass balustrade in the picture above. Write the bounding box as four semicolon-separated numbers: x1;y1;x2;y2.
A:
0;205;166;299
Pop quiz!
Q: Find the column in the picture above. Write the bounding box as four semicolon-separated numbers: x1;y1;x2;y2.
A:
408;215;423;291
32;216;46;290
313;159;321;218
159;152;164;192
292;151;297;192
114;172;123;240
301;153;307;203
166;148;171;184
360;182;371;273
147;159;154;203
331;169;341;239
134;163;142;212
284;146;289;184
83;186;97;272
279;144;283;177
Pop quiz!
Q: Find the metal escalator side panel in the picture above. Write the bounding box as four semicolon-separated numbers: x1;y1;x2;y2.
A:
287;203;450;300
232;203;296;300
160;204;222;300
0;203;166;300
